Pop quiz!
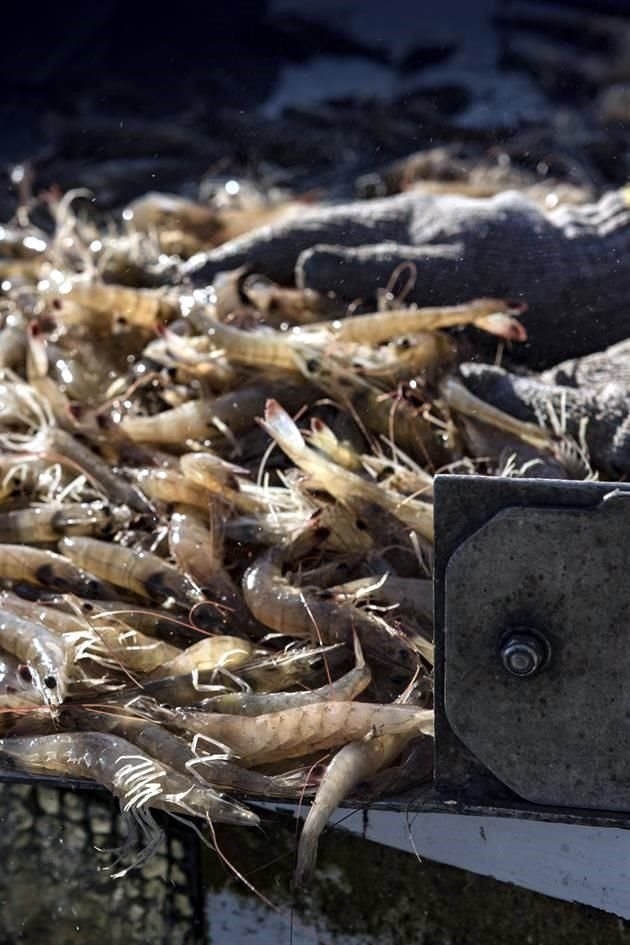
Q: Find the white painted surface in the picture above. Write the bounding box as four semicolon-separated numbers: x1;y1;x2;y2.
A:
335;808;630;918
264;800;630;917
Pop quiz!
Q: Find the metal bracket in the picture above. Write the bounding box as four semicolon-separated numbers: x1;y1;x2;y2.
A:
434;475;630;824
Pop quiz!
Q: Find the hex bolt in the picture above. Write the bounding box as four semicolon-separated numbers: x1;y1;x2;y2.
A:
500;630;549;678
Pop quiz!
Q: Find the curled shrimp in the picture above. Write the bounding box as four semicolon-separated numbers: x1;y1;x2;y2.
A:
295;726;431;885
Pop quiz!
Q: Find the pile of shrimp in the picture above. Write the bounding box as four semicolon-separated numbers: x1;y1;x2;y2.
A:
0;188;572;882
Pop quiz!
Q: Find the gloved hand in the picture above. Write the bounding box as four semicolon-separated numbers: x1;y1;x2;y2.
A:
185;188;630;368
455;341;630;477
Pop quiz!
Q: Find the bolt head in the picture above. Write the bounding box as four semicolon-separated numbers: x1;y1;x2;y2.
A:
500;630;549;677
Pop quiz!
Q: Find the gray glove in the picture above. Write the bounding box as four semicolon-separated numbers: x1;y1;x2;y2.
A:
185;189;630;368
457;343;630;478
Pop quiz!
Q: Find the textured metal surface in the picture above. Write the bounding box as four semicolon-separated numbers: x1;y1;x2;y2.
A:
443;481;630;812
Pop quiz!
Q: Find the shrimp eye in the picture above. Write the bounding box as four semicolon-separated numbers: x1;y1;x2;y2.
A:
43;675;57;690
17;665;32;683
305;358;320;373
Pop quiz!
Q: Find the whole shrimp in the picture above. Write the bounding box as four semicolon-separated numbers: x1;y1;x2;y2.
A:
200;635;371;715
0;732;258;873
303;297;526;345
66;707;315;799
295;723;433;885
162;701;434;766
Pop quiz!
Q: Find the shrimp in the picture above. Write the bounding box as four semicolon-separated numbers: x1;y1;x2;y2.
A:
0;544;117;599
0;732;258;871
51;280;180;331
200;635;370;715
59;537;206;609
126;643;347;705
197;312;303;372
305;298;526;345
168;511;257;631
149;636;254;680
180;453;268;515
0;502;126;543
132;468;211;512
70;708;316;799
162;701;434;766
296;354;448;469
243;538;432;670
441;376;556;450
0;608;73;705
295;726;433;884
353;331;457;383
120;385;280;445
306;417;363;471
43;428;153;515
260;400;434;541
242;274;339;326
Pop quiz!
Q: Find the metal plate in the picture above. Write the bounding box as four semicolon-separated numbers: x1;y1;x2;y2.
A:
443;483;630;812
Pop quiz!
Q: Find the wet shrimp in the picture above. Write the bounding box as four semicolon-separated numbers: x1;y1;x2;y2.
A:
0;607;73;706
168;511;257;630
119;384;286;445
149;636;254;680
0;544;117;598
242;535;432;670
200;635;371;716
295;725;433;884
441;376;556;450
122;643;347;706
0;502;127;544
50;280;180;331
64;707;314;798
304;298;526;345
261;400;434;541
0;732;258;871
59;537;207;610
162;701;434;766
132;468;211;512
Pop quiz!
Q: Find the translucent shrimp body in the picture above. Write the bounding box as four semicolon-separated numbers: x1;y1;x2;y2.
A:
0;608;73;705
